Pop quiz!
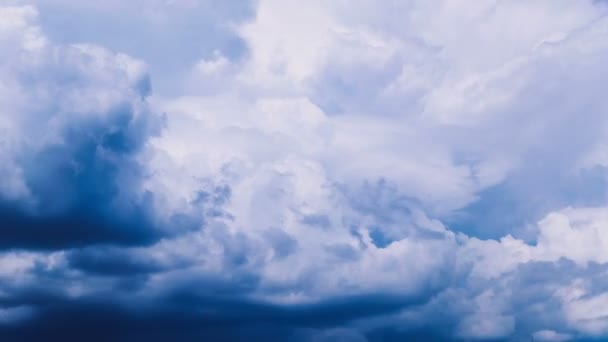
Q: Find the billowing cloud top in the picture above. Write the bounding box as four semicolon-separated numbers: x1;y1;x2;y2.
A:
1;1;608;341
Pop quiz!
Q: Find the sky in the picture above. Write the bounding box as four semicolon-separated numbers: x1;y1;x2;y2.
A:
1;0;608;341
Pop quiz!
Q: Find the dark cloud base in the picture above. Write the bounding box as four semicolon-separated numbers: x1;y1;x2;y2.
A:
0;202;161;250
0;292;449;342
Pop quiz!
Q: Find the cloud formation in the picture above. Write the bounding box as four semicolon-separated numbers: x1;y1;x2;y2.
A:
1;1;608;341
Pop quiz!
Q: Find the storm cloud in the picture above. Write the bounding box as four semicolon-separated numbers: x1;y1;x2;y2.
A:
2;1;608;341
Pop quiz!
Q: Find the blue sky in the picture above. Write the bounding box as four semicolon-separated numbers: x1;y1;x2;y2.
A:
1;1;608;341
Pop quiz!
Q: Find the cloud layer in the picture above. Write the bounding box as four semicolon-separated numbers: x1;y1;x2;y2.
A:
1;1;608;340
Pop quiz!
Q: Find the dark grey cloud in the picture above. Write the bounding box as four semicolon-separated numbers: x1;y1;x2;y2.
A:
0;10;174;250
0;281;438;342
0;82;165;249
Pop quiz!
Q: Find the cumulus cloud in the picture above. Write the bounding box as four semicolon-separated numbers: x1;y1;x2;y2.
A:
0;5;165;248
7;0;255;96
1;0;608;341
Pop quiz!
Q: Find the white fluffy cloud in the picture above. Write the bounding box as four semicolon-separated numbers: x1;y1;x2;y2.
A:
140;1;608;338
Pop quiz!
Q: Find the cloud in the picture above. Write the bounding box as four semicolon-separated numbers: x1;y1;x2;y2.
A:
0;6;165;248
533;330;573;342
10;0;256;96
2;1;608;341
